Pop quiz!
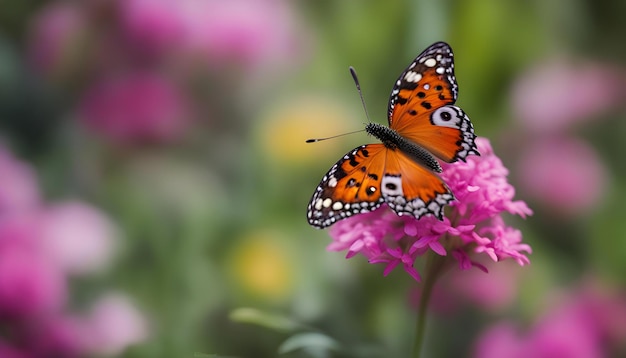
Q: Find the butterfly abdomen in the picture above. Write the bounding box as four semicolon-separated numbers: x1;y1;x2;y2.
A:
365;123;443;173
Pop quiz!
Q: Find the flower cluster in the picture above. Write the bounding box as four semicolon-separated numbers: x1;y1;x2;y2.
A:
26;0;303;145
474;279;626;358
328;137;532;281
0;146;146;356
511;59;624;216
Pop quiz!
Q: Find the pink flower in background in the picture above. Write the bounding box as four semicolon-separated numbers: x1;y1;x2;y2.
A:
118;0;185;58
84;293;148;356
78;73;191;144
0;147;147;356
27;315;87;357
472;322;527;358
119;0;300;67
473;280;626;358
445;259;524;312
517;136;607;215
26;2;85;75
0;216;66;320
0;147;40;217
328;138;532;281
40;201;118;276
512;59;625;133
0;341;30;358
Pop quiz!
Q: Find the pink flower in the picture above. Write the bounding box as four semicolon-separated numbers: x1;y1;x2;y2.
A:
40;201;118;276
472;322;527;358
328;137;532;281
27;315;88;357
119;0;300;68
78;73;191;144
512;59;625;133
26;2;85;76
0;340;31;358
118;0;186;58
444;259;525;312
0;146;40;217
473;280;626;358
83;293;148;356
517;136;607;216
0;215;66;320
0;146;146;356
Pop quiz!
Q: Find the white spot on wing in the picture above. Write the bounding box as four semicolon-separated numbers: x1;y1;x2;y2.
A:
314;199;323;210
381;176;403;197
424;58;437;67
404;71;422;83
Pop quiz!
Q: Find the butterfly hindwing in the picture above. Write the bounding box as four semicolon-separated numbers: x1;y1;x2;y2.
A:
307;143;455;228
387;42;478;163
401;105;478;162
307;144;387;229
381;149;454;220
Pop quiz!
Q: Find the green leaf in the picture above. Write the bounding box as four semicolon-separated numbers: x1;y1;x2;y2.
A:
278;332;341;357
229;307;305;333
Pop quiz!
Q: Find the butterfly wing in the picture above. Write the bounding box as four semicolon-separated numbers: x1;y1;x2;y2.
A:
387;42;478;163
380;149;454;220
307;144;387;229
307;143;454;228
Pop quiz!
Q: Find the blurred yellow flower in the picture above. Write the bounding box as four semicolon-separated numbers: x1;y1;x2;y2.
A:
256;95;361;166
229;231;295;301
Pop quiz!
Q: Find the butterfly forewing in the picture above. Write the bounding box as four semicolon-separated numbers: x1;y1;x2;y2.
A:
307;144;387;228
387;42;478;163
388;41;457;128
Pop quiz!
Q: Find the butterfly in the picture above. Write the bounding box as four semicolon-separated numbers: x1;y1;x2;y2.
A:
307;41;479;229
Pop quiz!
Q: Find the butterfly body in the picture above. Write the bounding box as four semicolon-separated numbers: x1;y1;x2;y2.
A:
365;122;442;173
307;42;479;229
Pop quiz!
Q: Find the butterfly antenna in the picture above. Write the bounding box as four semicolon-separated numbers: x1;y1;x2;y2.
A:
305;129;364;143
305;66;371;144
349;66;372;123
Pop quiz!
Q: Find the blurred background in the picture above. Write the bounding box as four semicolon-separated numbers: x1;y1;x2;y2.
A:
1;0;626;357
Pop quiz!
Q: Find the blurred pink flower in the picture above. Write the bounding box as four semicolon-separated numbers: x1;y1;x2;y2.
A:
517;136;607;215
512;59;625;133
473;322;527;358
40;201;118;276
78;73;191;144
443;259;524;312
0;145;146;356
0;340;30;358
0;216;66;320
328;138;532;281
119;0;300;67
0;147;40;217
84;293;148;356
27;315;87;357
473;280;626;358
26;2;85;76
119;0;185;57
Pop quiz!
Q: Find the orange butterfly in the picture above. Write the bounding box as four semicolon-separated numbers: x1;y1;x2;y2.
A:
307;42;479;229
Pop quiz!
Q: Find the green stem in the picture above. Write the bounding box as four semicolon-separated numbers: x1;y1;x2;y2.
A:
412;251;447;358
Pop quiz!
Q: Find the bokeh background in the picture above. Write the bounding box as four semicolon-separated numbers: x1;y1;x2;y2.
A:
1;0;626;357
